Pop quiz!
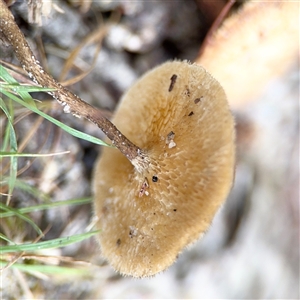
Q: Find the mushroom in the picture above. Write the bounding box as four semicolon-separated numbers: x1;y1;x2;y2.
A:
196;1;298;108
93;60;235;277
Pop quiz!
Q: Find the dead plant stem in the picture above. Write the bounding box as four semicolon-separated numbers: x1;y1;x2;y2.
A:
0;0;143;164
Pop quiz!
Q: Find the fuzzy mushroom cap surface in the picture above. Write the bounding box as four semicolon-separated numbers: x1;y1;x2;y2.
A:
93;61;235;277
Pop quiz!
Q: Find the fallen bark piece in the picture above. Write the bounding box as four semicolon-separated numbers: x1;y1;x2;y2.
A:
93;61;235;277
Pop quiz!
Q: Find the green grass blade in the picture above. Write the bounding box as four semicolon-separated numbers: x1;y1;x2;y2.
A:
0;151;69;157
0;233;16;244
0;197;92;218
0;98;17;153
0;231;99;253
0;178;50;202
0;64;19;84
1;83;54;93
0;202;43;237
1;89;111;147
0;97;18;198
0;64;36;107
0;97;11;152
0;260;90;276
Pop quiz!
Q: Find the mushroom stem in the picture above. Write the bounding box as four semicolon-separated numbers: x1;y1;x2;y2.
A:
0;0;144;164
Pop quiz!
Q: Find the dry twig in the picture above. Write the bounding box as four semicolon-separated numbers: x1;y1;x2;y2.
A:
0;0;146;168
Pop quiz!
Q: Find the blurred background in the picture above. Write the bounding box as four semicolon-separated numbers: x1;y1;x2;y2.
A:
1;0;299;298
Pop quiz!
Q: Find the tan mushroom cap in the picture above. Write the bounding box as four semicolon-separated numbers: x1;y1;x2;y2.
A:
93;61;235;277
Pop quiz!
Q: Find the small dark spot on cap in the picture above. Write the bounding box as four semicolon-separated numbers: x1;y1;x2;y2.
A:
116;238;121;246
188;111;194;116
173;209;177;212
194;97;201;104
185;88;191;97
167;131;175;140
168;74;177;92
153;212;156;215
152;175;158;182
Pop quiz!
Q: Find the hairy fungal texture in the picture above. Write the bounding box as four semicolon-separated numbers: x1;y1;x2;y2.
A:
197;1;298;108
93;61;235;277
